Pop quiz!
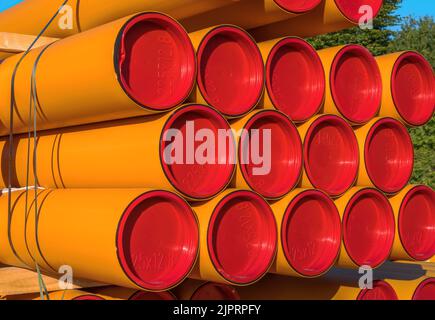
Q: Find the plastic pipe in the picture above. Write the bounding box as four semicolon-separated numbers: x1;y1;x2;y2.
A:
236;274;398;300
270;188;341;277
297;114;359;197
376;51;435;127
172;279;240;300
250;0;385;41
354;117;414;194
189;26;264;118
181;0;322;32
189;189;277;285
316;45;382;125
38;290;106;301
257;37;325;122
0;0;238;37
385;278;435;300
230;110;303;200
90;286;176;300
335;187;395;269
0;12;196;135
0;105;236;201
0;188;199;291
389;185;435;261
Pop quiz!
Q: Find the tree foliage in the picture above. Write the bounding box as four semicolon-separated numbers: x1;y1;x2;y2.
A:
308;0;434;188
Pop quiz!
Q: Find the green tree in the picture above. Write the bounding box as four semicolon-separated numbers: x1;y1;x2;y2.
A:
308;0;434;188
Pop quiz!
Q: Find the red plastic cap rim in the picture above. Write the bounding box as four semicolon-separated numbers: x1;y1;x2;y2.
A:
117;13;196;111
343;188;395;267
73;295;105;300
365;118;414;194
357;280;398;300
399;185;435;261
191;282;241;300
197;26;264;117
117;190;199;291
207;190;277;284
330;45;382;124
240;110;303;199
335;0;384;23
413;278;435;300
282;190;341;276
130;291;176;300
266;37;325;122
391;51;435;126
161;105;236;200
304;115;359;197
274;0;322;13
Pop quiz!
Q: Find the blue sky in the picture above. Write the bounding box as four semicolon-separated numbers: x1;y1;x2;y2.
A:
1;0;435;17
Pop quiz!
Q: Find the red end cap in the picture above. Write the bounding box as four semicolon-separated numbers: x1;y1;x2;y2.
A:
413;278;435;300
330;45;382;124
197;26;264;117
335;0;384;23
117;13;196;110
365;118;414;194
130;291;176;300
266;38;325;122
304;115;359;197
73;295;105;300
357;280;398;300
117;191;199;291
282;190;341;276
208;190;277;284
392;52;435;126
399;186;435;261
240;110;302;199
161;105;236;200
274;0;322;13
343;189;395;267
191;283;241;300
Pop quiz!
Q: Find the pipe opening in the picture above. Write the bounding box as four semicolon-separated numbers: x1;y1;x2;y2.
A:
240;110;302;199
161;105;236;200
365;118;413;194
282;190;341;276
117;13;196;110
331;45;381;124
343;189;395;267
335;0;384;23
191;283;241;300
392;52;435;126
399;186;435;261
413;278;435;300
357;280;398;300
117;191;199;291
266;38;325;122
208;190;277;284
197;26;264;117
274;0;322;13
304;115;359;197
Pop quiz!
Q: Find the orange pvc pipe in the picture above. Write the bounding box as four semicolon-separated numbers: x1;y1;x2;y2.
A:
269;188;341;277
0;105;236;201
0;188;199;291
376;51;435;127
0;12;196;135
236;274;399;300
385;278;435;300
354;117;414;194
297;114;359;197
334;187;395;269
188;26;264;118
181;0;322;32
0;0;238;37
257;37;325;122
172;279;240;300
90;286;176;300
189;189;277;285
389;185;435;262
250;0;385;41
230;110;303;200
316;45;382;125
